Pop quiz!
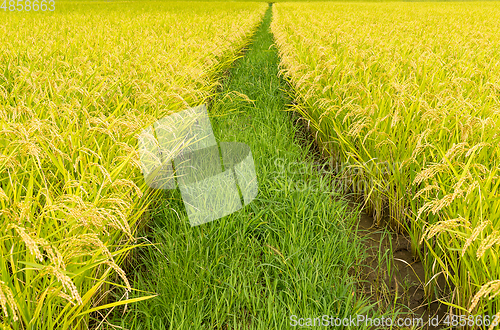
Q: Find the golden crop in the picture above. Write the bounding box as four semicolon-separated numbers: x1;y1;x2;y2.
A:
0;2;266;328
272;2;500;325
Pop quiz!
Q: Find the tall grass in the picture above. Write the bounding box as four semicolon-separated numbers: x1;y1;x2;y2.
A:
271;2;500;326
0;2;266;328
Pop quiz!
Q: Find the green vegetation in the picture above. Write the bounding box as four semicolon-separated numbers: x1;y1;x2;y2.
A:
272;1;500;324
2;0;500;329
106;6;379;329
0;2;266;328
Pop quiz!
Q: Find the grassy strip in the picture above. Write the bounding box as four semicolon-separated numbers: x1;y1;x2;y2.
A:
107;5;383;330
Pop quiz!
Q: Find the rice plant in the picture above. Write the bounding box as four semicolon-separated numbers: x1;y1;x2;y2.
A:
271;2;500;327
0;2;266;329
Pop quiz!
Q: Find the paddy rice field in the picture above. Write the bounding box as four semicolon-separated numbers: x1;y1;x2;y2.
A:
0;2;266;328
272;2;500;325
1;1;500;329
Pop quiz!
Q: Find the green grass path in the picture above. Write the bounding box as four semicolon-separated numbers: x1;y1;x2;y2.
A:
109;5;376;329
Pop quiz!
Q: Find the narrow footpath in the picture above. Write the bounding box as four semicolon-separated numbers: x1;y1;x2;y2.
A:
111;5;394;330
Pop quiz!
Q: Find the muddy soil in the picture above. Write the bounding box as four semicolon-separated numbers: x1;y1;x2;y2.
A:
350;206;449;329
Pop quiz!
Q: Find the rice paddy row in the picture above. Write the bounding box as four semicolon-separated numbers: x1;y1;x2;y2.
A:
272;2;500;326
0;2;266;328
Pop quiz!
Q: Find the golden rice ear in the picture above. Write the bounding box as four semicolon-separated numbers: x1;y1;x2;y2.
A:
441;142;468;161
8;224;44;262
420;217;468;245
0;153;21;171
428;194;454;215
63;233;133;294
47;288;77;306
468;280;500;313
461;220;490;257
42;266;83;306
35;237;66;270
0;187;8;202
0;280;19;322
413;163;448;186
112;179;143;198
476;231;500;260
412;184;440;200
105;261;132;292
